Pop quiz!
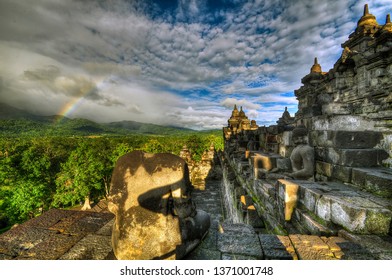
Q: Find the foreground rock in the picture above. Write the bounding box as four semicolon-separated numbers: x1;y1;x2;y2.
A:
108;150;210;260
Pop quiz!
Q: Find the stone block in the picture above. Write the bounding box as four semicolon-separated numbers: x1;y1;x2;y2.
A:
331;165;352;183
313;115;376;132
316;161;352;183
322;103;351;115
315;195;332;221
316;148;386;167
288;235;336;260
217;224;263;259
330;195;392;234
352;168;392;198
277;157;292;171
251;152;281;171
59;234;112;260
310;130;330;147
254;180;276;198
294;208;336;236
297;183;325;212
277;179;299;221
258;234;297;260
246;209;264;228
281;131;293;146
331;131;382;149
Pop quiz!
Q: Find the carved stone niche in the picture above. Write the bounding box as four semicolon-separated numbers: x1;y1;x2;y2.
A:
108;150;210;260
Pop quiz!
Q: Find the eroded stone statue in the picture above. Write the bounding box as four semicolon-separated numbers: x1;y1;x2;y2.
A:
255;126;314;181
108;150;210;260
287;126;315;180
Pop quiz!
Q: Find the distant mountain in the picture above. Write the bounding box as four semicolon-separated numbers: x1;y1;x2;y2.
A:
107;120;194;135
0;102;195;136
0;102;38;120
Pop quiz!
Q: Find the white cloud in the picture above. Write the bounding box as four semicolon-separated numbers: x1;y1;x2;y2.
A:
220;98;261;110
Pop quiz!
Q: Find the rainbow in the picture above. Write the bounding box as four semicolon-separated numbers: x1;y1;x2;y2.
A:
54;97;86;124
53;77;107;124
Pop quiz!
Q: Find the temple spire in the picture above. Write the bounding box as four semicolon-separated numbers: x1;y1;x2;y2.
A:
383;14;392;32
357;4;377;28
364;4;369;16
310;57;322;73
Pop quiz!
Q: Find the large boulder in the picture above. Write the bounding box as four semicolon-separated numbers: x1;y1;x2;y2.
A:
108;151;210;260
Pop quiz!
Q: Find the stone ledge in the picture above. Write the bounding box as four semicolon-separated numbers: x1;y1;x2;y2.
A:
311;130;383;149
294;181;392;235
352;167;392;198
315;147;388;167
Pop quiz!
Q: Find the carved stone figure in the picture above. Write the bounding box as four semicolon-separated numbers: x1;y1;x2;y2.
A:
287;126;315;180
108;151;210;260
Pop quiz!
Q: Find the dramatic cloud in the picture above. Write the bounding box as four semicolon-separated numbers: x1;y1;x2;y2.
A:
0;0;390;129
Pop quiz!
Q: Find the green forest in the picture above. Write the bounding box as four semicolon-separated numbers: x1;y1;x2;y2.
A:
0;131;223;233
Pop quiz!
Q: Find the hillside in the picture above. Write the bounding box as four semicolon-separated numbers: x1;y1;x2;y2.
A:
0;102;198;136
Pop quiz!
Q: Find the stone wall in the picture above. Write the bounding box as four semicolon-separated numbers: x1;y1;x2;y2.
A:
294;5;392;168
220;5;392;238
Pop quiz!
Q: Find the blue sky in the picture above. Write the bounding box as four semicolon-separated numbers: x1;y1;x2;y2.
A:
0;0;391;129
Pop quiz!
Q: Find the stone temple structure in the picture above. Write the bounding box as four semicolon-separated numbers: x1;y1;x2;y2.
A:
221;4;392;247
223;105;258;141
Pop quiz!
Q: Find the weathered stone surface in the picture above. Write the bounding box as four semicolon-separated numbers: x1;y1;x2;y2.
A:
185;248;221;260
331;131;383;149
338;231;392;259
316;161;353;182
330;195;392;234
277;179;299;221
217;223;263;259
0;226;78;259
67;212;114;234
59;234;112;260
288;234;336;260
96;219;114;236
277;157;292;171
312;131;383;149
221;253;258;260
108;151;210;260
21;208;74;229
251;152;281;171
0;209;114;259
293;208;336;236
315;147;387;167
352;168;392;198
258;234;297;260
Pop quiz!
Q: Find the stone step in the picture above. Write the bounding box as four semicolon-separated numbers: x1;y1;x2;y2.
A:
311;130;383;149
352;167;392;199
316;161;353;183
316;164;392;199
277;180;392;235
315;147;388;167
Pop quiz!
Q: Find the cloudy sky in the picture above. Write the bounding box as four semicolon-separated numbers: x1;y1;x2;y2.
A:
0;0;390;129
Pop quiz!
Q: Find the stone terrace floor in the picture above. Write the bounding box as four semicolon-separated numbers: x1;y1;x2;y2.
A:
1;178;392;260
